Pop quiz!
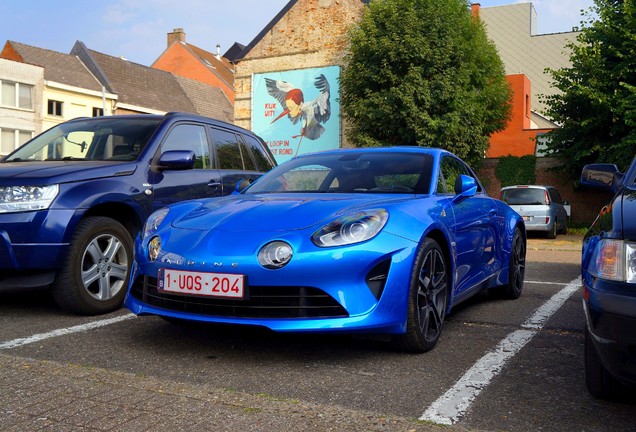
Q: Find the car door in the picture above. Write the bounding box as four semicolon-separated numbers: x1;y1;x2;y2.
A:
149;122;222;211
210;127;268;193
438;155;499;298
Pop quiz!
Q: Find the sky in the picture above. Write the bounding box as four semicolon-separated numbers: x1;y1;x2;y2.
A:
1;0;595;66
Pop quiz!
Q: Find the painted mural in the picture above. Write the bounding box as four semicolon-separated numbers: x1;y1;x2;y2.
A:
252;66;340;164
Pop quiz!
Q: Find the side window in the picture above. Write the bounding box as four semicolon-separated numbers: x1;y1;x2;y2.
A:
160;124;210;169
439;156;479;195
436;172;447;194
549;188;562;204
212;128;256;171
242;133;274;171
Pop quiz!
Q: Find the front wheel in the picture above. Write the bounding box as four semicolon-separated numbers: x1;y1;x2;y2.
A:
585;327;621;399
52;216;133;315
393;238;449;353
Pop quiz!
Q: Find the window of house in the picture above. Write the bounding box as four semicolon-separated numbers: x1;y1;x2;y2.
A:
92;107;104;117
47;99;63;116
0;81;33;109
18;84;33;109
0;128;32;155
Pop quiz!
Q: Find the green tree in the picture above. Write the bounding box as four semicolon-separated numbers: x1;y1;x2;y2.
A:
543;0;636;176
340;0;512;167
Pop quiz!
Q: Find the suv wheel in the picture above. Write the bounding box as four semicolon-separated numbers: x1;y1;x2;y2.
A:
584;327;621;399
52;216;132;315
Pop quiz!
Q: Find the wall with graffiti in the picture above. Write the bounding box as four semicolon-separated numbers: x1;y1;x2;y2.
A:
252;66;340;164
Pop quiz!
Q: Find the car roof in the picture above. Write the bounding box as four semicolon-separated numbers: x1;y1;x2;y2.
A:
501;185;554;190
62;112;256;135
294;146;452;158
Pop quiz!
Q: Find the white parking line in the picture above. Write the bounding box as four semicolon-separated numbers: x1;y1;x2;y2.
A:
420;277;581;425
0;313;136;350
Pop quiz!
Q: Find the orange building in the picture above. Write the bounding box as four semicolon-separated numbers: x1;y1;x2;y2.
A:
152;28;235;103
487;74;553;157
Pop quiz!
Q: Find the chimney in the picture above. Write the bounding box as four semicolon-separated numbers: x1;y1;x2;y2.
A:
471;3;481;18
167;28;186;47
216;44;221;60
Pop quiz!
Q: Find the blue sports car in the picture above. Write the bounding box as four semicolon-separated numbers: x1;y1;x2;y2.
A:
125;147;526;352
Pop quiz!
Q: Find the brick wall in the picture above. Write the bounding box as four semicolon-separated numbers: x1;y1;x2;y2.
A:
477;157;612;227
234;0;366;142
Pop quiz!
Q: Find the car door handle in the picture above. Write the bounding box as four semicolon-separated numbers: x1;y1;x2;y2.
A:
208;181;221;188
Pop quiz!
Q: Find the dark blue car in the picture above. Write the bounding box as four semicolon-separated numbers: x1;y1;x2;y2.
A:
126;147;526;353
0;112;275;315
581;159;636;398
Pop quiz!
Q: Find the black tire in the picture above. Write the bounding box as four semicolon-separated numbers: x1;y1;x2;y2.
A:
52;216;132;315
494;227;526;299
585;327;621;400
546;220;557;239
560;218;568;235
393;238;449;353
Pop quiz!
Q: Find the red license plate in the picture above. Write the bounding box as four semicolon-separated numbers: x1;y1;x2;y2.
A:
158;268;245;299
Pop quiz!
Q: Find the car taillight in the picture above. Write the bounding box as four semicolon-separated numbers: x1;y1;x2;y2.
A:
544;190;551;205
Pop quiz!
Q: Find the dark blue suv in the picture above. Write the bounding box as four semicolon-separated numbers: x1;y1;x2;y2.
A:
581;159;636;399
0;112;275;315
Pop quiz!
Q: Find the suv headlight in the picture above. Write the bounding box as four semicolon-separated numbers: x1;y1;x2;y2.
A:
0;185;59;213
588;239;636;283
311;209;389;247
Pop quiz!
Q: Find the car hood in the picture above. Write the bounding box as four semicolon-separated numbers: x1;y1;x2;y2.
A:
0;161;138;185
171;194;410;232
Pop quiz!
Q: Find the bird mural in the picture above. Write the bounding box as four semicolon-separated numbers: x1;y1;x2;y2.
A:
265;74;331;156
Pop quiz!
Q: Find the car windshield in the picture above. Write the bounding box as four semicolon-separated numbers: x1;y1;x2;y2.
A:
501;188;546;205
245;151;433;194
3;117;162;162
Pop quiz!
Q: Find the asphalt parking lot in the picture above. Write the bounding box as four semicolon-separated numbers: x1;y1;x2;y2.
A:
2;234;635;432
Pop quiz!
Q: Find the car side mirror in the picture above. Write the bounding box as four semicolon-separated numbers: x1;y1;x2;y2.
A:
156;150;195;171
581;163;621;192
234;178;252;194
454;175;478;197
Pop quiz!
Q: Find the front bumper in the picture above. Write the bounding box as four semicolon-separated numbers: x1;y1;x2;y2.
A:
583;276;636;386
125;230;418;334
0;209;74;287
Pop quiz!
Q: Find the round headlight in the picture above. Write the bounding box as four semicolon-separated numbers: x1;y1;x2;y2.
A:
148;236;161;261
258;241;293;269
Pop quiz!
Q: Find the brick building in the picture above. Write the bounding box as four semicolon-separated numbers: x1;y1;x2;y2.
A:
232;0;605;224
152;28;235;103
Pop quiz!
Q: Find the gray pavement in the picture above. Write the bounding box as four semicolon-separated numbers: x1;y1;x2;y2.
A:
1;354;464;432
1;235;582;432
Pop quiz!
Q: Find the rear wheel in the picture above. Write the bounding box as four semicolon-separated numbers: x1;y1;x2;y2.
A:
546;220;557;239
52;216;132;315
492;227;525;299
393;238;449;353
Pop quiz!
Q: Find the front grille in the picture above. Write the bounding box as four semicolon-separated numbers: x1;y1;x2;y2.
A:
130;276;348;319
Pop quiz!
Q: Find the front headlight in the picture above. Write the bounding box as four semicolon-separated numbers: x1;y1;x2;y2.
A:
588;239;636;283
143;208;169;239
311;209;389;247
0;185;59;213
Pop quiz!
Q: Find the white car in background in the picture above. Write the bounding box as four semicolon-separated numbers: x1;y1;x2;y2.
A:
500;185;569;238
